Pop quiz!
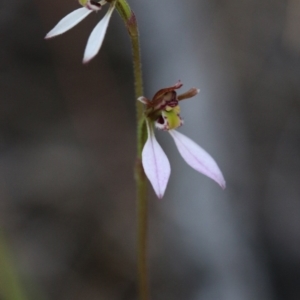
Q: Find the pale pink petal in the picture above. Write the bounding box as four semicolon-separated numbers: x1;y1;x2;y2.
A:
45;7;92;39
142;124;171;198
169;130;226;189
83;3;115;63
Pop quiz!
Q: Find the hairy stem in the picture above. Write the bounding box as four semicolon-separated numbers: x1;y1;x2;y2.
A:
116;1;149;299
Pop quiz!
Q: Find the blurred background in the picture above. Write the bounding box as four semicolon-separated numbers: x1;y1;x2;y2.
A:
1;0;300;299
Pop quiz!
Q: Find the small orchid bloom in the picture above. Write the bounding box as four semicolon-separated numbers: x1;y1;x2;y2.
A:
139;82;226;198
45;0;115;63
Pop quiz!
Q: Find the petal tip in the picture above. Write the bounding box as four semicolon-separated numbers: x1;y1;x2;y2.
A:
45;31;56;39
137;96;149;104
83;53;97;64
219;178;226;190
175;80;183;89
156;192;164;199
210;172;226;190
82;57;91;64
83;49;98;64
214;171;226;189
152;186;167;199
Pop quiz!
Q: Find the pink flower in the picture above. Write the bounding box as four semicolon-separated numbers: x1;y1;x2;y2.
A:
139;82;226;198
45;0;115;63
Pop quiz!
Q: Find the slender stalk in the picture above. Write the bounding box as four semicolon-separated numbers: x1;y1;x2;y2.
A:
135;154;148;300
115;1;149;299
0;230;27;300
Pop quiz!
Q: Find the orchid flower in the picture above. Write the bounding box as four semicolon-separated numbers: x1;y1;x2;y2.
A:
139;82;226;198
45;0;115;63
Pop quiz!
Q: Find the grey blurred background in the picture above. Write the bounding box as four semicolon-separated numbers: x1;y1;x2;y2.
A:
1;0;300;299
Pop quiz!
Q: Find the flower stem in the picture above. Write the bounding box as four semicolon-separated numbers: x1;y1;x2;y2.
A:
0;230;27;300
115;1;149;299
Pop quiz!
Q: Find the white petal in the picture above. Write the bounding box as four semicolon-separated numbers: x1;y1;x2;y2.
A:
83;3;115;63
45;7;92;39
142;124;171;198
169;130;226;189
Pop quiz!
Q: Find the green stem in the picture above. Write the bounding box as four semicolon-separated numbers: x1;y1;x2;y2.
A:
115;1;149;299
0;230;27;300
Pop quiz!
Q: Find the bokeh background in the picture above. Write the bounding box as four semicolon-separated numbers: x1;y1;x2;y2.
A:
1;0;300;299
